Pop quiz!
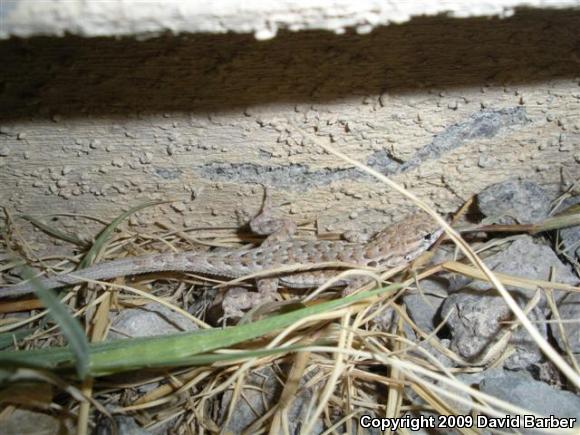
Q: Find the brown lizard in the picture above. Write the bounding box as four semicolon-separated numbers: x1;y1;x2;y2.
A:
0;207;443;301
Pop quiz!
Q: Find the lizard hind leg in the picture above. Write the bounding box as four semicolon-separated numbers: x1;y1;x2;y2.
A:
218;278;279;323
342;276;375;296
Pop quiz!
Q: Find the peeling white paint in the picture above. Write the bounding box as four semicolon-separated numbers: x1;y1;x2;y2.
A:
1;0;579;40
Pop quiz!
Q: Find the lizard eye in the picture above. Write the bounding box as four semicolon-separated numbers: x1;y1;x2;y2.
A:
423;234;433;241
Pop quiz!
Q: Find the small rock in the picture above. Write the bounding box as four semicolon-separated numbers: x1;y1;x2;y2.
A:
477;180;551;224
554;195;580;263
449;236;578;303
412;338;455;369
219;366;324;434
551;292;580;359
440;291;546;370
219;367;278;433
479;368;580;422
530;360;564;386
457;371;487;387
373;305;416;340
107;302;198;340
403;277;449;332
405;370;482;427
95;415;151;435
0;409;70;434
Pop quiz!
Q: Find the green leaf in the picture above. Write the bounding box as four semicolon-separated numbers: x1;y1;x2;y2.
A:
20;267;90;380
79;199;172;268
20;215;86;247
0;283;403;377
0;329;32;351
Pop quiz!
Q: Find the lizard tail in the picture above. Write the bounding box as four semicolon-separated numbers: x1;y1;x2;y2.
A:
0;253;190;299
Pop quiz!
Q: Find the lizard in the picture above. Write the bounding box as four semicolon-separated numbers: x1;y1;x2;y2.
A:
0;201;444;302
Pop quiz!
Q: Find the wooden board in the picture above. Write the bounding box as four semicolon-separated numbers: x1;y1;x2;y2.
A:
0;9;579;254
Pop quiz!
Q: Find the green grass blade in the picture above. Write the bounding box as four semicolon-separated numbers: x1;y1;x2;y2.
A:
20;267;90;380
20;215;86;247
532;212;580;233
79;199;172;268
0;283;403;377
0;329;32;351
171;341;331;366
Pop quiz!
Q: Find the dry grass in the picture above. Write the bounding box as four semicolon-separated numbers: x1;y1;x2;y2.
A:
1;142;579;434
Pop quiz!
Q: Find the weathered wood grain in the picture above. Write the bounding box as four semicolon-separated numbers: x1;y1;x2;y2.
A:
0;9;578;253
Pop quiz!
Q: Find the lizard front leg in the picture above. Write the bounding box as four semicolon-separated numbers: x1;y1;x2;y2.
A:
218;188;294;322
249;186;297;246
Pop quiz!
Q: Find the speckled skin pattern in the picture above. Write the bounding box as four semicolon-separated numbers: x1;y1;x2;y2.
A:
0;213;442;298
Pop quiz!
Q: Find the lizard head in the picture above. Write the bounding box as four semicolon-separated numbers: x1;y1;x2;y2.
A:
363;212;444;268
